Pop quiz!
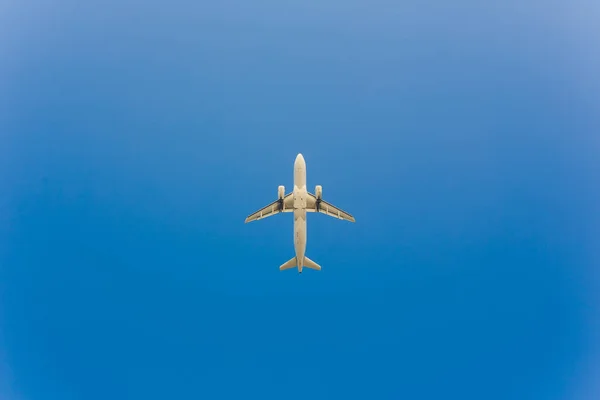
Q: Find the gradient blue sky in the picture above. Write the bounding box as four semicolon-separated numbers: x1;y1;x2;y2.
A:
2;1;599;399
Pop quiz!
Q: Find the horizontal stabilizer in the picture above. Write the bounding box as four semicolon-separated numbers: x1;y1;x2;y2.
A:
279;257;297;271
304;256;321;271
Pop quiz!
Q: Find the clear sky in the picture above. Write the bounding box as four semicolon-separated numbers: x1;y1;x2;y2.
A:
1;1;599;399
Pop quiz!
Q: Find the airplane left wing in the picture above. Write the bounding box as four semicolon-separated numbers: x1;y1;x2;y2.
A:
245;193;294;223
307;193;355;222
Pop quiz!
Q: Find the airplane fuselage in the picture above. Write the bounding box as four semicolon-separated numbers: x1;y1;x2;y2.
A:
293;153;308;273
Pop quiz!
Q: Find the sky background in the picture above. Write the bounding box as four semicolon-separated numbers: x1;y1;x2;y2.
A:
1;1;599;399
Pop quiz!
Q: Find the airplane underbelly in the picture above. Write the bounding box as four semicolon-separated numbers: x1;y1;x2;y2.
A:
293;190;307;209
294;212;306;257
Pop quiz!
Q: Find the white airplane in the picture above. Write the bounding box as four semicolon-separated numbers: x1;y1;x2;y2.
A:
245;153;355;273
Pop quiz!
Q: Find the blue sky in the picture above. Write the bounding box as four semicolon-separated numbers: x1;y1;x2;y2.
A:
1;1;599;399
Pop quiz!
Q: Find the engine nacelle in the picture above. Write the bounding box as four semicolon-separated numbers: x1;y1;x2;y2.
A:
278;185;285;199
315;185;322;200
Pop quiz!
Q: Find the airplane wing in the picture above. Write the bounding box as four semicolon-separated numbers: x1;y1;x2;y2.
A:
307;193;355;222
245;193;294;223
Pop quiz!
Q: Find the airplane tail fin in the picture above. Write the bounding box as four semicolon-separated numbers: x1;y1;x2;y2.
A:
278;256;322;271
303;256;321;271
279;257;297;271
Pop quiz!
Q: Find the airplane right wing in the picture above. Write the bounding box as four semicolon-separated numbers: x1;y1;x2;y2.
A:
306;193;355;222
245;193;294;223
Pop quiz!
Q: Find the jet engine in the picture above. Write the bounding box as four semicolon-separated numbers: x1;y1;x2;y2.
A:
315;185;323;211
277;185;286;211
315;185;322;200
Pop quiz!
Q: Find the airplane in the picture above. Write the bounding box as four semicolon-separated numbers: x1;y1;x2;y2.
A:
245;153;355;273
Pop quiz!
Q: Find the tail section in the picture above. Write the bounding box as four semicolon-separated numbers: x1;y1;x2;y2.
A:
279;257;297;271
303;256;321;271
279;256;321;272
